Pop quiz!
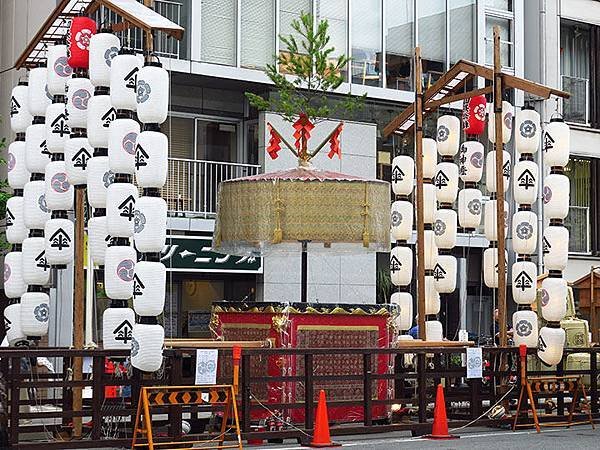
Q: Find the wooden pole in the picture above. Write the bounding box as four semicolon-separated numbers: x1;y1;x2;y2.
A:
72;186;86;438
414;47;426;340
493;27;508;347
591;267;597;343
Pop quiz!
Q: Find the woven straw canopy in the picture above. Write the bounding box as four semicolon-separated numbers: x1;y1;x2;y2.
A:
213;167;391;256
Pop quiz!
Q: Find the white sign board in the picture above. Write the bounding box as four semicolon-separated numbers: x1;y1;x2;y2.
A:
466;347;483;379
195;349;218;385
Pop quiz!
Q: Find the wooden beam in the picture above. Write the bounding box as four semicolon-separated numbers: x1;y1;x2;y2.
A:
414;47;426;341
493;27;508;348
503;73;570;100
425;86;492;111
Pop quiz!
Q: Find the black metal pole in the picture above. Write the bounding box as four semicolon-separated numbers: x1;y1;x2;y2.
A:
301;240;308;303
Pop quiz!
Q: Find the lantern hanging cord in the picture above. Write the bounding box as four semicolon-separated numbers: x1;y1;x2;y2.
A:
448;384;516;432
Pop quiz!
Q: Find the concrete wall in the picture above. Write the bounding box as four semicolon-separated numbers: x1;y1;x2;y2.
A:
258;113;378;304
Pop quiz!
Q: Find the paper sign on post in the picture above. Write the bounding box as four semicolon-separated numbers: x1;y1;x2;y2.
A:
195;349;218;385
466;347;483;379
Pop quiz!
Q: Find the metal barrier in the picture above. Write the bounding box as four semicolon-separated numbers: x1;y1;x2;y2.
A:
1;346;599;448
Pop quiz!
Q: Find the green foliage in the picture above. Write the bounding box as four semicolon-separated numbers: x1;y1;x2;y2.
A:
0;126;11;252
376;268;392;304
245;12;365;123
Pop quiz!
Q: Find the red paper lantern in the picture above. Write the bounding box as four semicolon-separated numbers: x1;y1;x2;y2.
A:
462;94;487;136
67;17;97;69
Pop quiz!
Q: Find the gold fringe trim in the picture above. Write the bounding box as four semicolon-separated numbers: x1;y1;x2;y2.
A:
273;179;283;243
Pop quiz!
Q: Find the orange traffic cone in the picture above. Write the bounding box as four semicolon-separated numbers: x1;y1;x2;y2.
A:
425;384;459;440
309;390;340;447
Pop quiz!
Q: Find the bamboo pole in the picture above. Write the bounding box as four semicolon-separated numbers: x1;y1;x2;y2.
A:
414;47;426;340
493;27;508;347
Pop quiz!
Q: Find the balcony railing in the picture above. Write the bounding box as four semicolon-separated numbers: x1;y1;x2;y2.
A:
561;75;589;125
163;158;261;217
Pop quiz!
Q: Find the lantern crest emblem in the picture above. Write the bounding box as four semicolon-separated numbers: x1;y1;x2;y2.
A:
540;289;550;306
103;170;115;188
7;153;15;171
520;119;536;138
104;46;119;67
515;222;534;240
390;255;402;272
4;264;11;283
543;186;552;204
390;210;402;227
116;259;135;282
134;210;146;233
130;334;140;355
51;172;70;193
72;89;91;110
123;132;138;155
38;194;50;213
54;56;72;77
467;198;481;215
516;320;533;337
133;273;145;298
136;80;151;103
75;28;93;50
433;219;446;236
34;303;50;323
50;228;71;250
433;263;446;281
514;270;533;291
10;96;20;117
437;124;449;142
114;319;133;344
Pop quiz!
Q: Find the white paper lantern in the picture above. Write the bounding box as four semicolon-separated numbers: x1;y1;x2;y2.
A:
87;156;113;208
4;303;26;346
45;160;73;210
423;183;436;224
434;208;457;249
543;225;569;271
458;141;484;183
22;236;50;286
422;138;437;179
541;277;568;322
45;218;74;265
65;135;93;186
4;252;27;298
391;155;414;196
484;199;509;242
433;254;457;294
513;310;539;348
485;150;511;193
11;82;33;133
515;107;541;154
87;92;116;147
135;130;168;188
137;63;169;124
28;67;51;117
6;197;27;244
391;200;413;242
511;260;537;305
89;32;121;87
23;180;51;230
106;183;138;237
25;122;50;174
131;323;164;372
434;162;459;204
88;215;110;266
134;197;167;253
110;52;142;111
105;245;136;299
425;320;443;341
544;118;570;168
487;100;513;144
7;140;30;189
513;159;538;205
66;77;93;128
390;245;413;287
45;102;70;153
537;326;565;366
134;261;166;316
436;115;460;156
391;292;413;331
47;45;71;95
424;229;438;271
108;118;140;174
512;210;537;255
103;307;135;349
483;248;507;289
543;173;570;220
20;292;50;337
425;275;440;315
458;188;482;229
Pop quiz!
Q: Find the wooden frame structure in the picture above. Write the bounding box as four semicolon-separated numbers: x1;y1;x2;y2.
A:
383;28;570;343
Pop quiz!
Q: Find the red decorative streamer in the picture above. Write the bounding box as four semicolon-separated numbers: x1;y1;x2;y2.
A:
462;94;487;136
327;123;344;159
266;124;282;159
292;113;315;151
67;16;96;69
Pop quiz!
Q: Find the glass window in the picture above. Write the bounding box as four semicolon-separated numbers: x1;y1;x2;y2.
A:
485;15;512;67
241;0;276;69
485;0;512;10
279;0;312;73
560;21;590;124
564;158;591;253
161;117;195;212
316;0;348;79
200;0;237;65
450;0;476;63
385;0;413;91
419;0;446;86
351;0;382;87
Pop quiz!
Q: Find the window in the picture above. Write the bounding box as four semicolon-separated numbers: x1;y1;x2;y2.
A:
419;0;446;85
241;0;276;69
385;0;413;90
485;15;512;67
485;0;512;10
560;21;590;124
279;0;312;72
564;158;591;253
351;0;382;87
200;0;237;65
316;0;348;78
450;0;476;63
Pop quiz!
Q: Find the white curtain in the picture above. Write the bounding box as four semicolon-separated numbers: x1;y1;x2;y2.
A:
201;0;236;65
241;0;276;69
